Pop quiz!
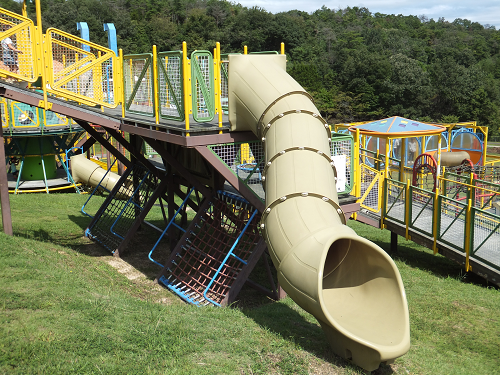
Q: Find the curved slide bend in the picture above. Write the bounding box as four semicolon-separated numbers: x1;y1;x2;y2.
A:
228;54;410;371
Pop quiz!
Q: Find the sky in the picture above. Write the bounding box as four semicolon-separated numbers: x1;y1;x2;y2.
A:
235;0;500;29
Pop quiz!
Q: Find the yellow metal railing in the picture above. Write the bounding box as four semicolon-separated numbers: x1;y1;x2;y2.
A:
45;28;117;107
0;8;37;82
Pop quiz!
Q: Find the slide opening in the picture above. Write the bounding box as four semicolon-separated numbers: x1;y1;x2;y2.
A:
323;238;351;278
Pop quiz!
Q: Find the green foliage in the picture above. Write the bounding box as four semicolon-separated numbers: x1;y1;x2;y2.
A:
3;0;500;130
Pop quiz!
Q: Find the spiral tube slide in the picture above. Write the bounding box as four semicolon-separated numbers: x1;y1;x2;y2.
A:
228;54;410;371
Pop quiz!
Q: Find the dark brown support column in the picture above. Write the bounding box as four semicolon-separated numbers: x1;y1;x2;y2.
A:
195;145;265;213
114;172;170;257
75;120;131;168
117;140;124;175
390;231;398;254
0;110;13;236
85;165;134;234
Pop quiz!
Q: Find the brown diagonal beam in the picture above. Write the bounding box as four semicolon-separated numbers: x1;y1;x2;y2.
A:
85;165;134;234
114;173;170;257
75;120;131;168
221;238;268;306
195;145;265;212
105;129;165;180
0;107;13;236
0;85;120;130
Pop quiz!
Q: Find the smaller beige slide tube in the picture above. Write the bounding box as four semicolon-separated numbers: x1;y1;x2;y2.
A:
228;54;410;371
71;154;131;199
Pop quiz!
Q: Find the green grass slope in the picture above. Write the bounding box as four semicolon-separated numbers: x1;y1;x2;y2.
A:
0;194;499;374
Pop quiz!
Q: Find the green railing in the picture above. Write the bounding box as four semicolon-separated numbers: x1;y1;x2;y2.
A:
191;51;214;122
157;51;184;121
383;177;500;274
409;185;435;237
331;133;354;195
123;53;155;117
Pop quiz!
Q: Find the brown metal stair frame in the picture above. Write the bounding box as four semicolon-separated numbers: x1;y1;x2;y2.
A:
156;190;279;306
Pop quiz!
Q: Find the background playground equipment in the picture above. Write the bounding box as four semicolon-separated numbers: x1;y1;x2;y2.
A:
1;96;84;193
70;154;131;199
329;117;500;285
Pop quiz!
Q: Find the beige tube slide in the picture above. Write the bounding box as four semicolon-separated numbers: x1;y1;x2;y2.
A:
228;54;410;371
71;154;131;199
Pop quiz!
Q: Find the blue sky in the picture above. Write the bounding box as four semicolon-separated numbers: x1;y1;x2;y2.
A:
236;0;500;29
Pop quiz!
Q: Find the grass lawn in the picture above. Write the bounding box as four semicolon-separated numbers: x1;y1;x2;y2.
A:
1;193;499;374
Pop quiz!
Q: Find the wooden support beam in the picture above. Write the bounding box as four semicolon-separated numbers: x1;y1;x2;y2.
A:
74;120;131;168
114;173;170;257
0;107;13;236
390;231;398;254
195;145;265;213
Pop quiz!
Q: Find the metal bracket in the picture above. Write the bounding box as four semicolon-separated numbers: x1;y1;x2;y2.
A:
260;192;346;232
38;100;52;110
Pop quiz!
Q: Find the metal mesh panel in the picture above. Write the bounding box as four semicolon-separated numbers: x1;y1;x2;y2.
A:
123;54;154;116
409;187;434;236
438;197;466;252
471;209;500;269
158;52;183;120
220;58;229;111
0;99;8;128
0;10;36;81
144;142;158;158
359;164;380;213
47;28;116;106
87;162;159;252
191;51;214;122
331;134;353;194
208;141;265;201
473;179;500;210
11;101;39;128
385;180;406;223
159;192;261;306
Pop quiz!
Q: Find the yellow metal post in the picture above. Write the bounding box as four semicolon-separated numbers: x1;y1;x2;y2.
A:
436;133;442;191
405;179;410;240
384;136;390;180
464;198;473;271
244;45;248;55
215;42;222;134
399;137;406;183
280;43;285;55
353;128;361;220
22;0;27;17
35;0;49;110
483;126;488;166
152;45;160;125
432;186;440;254
119;49;125;118
182;42;191;136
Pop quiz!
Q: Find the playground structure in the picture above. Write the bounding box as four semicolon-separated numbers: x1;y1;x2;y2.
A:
333;118;500;284
1;95;85;193
1;1;499;371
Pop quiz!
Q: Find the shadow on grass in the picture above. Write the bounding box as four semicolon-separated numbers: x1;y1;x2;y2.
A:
241;299;395;374
390;240;498;289
65;213;172;280
350;221;498;289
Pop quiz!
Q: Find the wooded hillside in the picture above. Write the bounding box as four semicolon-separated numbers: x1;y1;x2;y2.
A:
3;0;500;134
